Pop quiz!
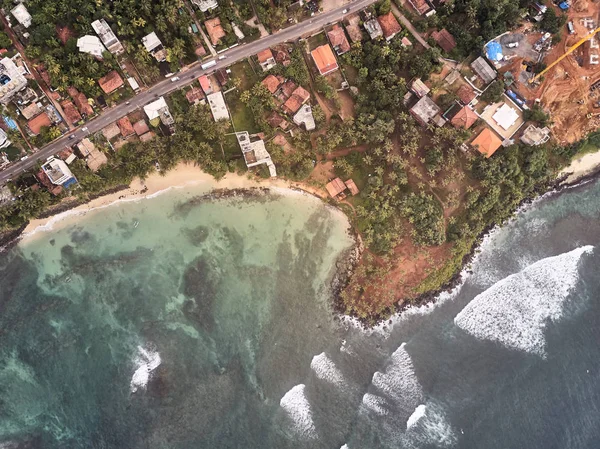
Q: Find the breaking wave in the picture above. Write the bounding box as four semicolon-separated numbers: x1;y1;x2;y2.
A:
407;404;427;430
130;345;161;393
310;352;345;386
454;246;593;358
279;384;316;439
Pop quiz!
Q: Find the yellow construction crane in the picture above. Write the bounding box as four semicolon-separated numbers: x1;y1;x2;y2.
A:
529;26;600;84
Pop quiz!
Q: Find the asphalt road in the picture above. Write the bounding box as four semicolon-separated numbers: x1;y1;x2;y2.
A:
0;0;378;184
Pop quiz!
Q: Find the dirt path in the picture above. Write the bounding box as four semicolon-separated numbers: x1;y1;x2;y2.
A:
183;0;217;57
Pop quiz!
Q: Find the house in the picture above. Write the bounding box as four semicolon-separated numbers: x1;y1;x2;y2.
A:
91;19;124;55
364;18;383;40
143;96;174;126
98;71;124;94
492;103;519;131
236;131;277;177
377;12;401;41
42;157;77;187
10;4;31;28
520;124;551;145
60;100;82;125
431;29;456;53
205;18;226;46
232;24;245;40
14;87;37;106
206;91;229;121
272;46;291;66
0;128;10;149
326;178;347;199
457;84;476;105
102;122;121;140
471;128;502;157
345;15;363;43
345;179;359;196
410;78;430;98
139;131;156;142
401;37;412;48
192;0;218;12
282;86;310;115
77;138;107;172
279;80;298;101
142;32;166;61
186;87;205;104
20;102;42;120
68;87;94;116
261;74;284;94
133;119;150;136
27;112;52;135
257;49;276;71
311;45;339;76
267;111;288;129
0;57;28;105
327;25;350;55
198;75;213;94
215;69;230;86
450;106;478;129
407;0;434;15
127;77;140;92
36;170;63;196
410;95;444;127
117;117;135;137
293;104;316;131
471;57;497;84
77;36;106;59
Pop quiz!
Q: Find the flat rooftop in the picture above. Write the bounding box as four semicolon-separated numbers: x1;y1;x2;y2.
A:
479;99;525;139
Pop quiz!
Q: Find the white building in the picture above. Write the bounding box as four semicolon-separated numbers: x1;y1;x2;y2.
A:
0;128;11;149
10;4;31;28
0;57;28;105
91;19;124;55
207;91;229;121
142;32;162;53
77;35;106;59
127;77;140;91
42;157;76;186
236;131;277;177
293;104;315;131
192;0;218;12
143;96;174;126
492;103;519;131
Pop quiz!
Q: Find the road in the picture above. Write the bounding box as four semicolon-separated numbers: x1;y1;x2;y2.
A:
0;0;380;184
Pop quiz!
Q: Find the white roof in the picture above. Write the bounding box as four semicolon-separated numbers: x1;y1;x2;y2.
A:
293;104;315;131
127;77;140;90
143;96;169;121
207;91;229;121
492;103;519;130
142;32;162;52
10;4;31;28
77;35;105;58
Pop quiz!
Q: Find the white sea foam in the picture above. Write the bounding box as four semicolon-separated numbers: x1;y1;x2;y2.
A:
310;352;345;386
454;246;593;358
361;392;389;416
406;404;427;430
279;384;316;438
130;345;161;393
340;445;350;449
403;403;457;448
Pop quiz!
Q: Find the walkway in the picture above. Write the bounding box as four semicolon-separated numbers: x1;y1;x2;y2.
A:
183;0;218;57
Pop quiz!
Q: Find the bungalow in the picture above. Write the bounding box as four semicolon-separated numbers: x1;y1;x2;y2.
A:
10;4;31;28
293;104;316;131
267;111;289;129
102;122;121;141
117;116;135;137
142;32;166;62
98;70;124;94
257;49;276;71
282;86;310;115
471;128;502;157
236;131;276;177
450;106;478;129
60;100;82;125
327;25;350;55
198;75;213;95
27;112;52;135
410;96;445;127
68;87;94;116
261;74;284;94
457;84;476;105
207;91;229;121
377;12;401;41
77;138;107;172
143;96;174;126
186;87;205;105
205;18;226;46
326;178;359;200
364;18;383;40
431;29;456;53
311;44;339;76
77;36;106;59
20;102;42;120
471;56;497;85
344;15;363;43
133;119;150;136
410;78;430;98
407;0;435;16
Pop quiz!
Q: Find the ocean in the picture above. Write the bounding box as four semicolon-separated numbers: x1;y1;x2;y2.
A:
1;179;600;449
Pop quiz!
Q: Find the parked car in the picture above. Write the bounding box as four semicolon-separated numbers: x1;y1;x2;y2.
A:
170;76;180;82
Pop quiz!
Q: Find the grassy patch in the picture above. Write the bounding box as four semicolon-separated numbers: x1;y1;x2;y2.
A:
572;141;600;160
229;60;260;90
225;91;260;133
223;134;242;160
306;32;328;51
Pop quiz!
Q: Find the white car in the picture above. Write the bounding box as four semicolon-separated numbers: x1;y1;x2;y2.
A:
82;126;88;132
171;76;180;82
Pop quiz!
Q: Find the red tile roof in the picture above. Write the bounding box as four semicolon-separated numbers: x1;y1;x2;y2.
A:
377;12;401;39
133;119;150;136
471;128;502;157
409;0;432;14
198;75;213;94
327;25;350;54
257;48;274;64
261;74;284;94
98;70;124;94
205;18;226;45
431;29;457;53
451;106;478;129
282;86;310;114
27;112;52;135
60;100;82;125
457;84;476;105
310;45;338;75
117;116;135;137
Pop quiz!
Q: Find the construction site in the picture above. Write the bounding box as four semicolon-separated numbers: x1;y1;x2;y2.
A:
497;0;600;144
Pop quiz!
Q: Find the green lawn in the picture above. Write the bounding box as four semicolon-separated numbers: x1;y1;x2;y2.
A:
229;60;259;91
225;91;260;134
307;32;328;51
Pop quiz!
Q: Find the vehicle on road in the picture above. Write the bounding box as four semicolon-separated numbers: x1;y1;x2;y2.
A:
20;156;28;161
82;127;88;132
342;8;348;13
68;135;75;139
171;76;180;82
190;75;195;79
201;60;217;70
125;101;131;105
218;55;226;60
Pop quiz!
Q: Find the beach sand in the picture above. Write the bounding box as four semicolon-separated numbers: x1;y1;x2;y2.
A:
558;150;600;185
22;163;329;241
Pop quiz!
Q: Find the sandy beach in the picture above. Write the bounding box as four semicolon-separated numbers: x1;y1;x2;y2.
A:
558;150;600;184
22;163;329;241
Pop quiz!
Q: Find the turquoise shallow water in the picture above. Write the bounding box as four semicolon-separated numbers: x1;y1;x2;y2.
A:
3;179;600;449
